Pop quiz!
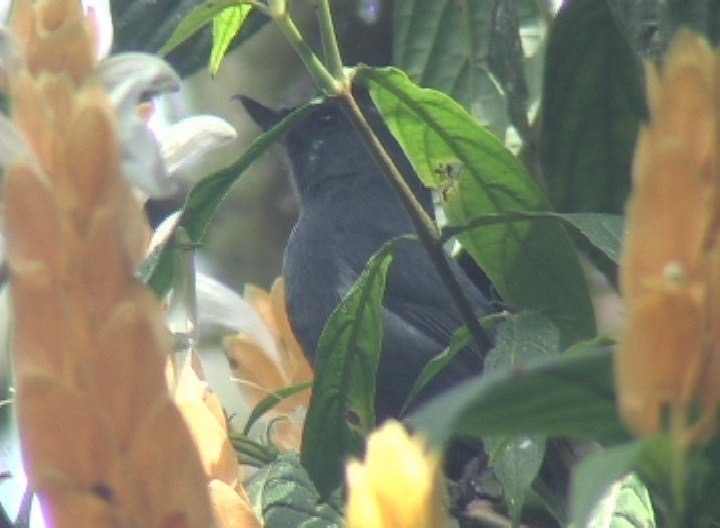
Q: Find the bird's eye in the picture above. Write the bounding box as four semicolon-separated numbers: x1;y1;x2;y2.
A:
319;111;337;125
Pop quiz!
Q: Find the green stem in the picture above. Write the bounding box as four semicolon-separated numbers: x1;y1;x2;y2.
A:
669;403;688;528
270;2;343;95
314;0;344;79
338;91;493;353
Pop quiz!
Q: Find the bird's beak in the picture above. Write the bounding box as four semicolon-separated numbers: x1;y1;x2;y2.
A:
236;95;283;132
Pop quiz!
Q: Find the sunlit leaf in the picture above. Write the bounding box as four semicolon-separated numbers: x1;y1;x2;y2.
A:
210;5;253;76
356;66;595;346
159;0;248;57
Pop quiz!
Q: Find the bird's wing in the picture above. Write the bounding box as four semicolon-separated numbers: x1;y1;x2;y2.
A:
383;241;493;345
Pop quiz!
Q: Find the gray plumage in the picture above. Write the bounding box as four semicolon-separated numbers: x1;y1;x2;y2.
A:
240;90;494;423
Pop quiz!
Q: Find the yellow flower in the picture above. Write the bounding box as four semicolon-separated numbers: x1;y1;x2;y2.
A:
225;278;313;451
617;29;720;444
345;421;449;528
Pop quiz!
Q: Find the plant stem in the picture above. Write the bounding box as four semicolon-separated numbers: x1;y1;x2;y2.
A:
338;90;493;353
314;0;344;80
669;403;688;528
271;4;343;95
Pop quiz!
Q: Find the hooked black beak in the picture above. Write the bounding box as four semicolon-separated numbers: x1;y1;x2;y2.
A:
235;95;283;132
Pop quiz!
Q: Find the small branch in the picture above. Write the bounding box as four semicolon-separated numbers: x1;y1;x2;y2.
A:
314;0;344;79
337;91;493;353
270;1;343;95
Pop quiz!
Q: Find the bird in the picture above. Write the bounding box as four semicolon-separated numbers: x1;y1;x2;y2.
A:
239;87;495;425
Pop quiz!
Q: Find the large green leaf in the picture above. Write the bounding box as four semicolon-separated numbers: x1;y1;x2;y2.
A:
393;0;550;142
245;453;343;528
143;99;322;297
393;0;504;134
356;66;595;346
539;0;644;214
409;344;627;447
300;238;407;498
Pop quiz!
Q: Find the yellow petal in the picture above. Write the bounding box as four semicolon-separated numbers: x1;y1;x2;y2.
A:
345;461;384;528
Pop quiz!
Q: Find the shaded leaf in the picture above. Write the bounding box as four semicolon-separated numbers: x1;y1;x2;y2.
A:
393;0;504;135
561;213;624;264
409;344;627;448
401;326;472;415
301;237;408;498
487;0;531;139
446;211;623;264
484;312;559;522
356;66;595;346
540;0;644;214
210;5;253;76
144;99;323;297
246;454;343;528
394;0;550;142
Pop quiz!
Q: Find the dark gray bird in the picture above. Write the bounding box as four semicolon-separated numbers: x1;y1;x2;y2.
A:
240;88;494;424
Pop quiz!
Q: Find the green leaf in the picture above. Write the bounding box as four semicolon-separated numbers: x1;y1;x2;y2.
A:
394;0;550;142
356;66;596;346
687;434;720;527
445;211;624;264
483;312;560;523
561;213;624;264
539;0;644;214
300;237;409;498
409;344;627;448
401;325;472;415
245;453;343;528
210;5;253;76
229;434;279;467
243;381;313;436
393;1;500;127
143;99;323;297
572;441;658;528
158;0;248;57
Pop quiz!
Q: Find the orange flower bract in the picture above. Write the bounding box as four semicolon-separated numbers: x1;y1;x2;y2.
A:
618;30;720;443
3;0;214;526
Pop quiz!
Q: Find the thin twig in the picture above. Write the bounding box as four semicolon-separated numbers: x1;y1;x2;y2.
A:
314;0;344;79
338;90;493;352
